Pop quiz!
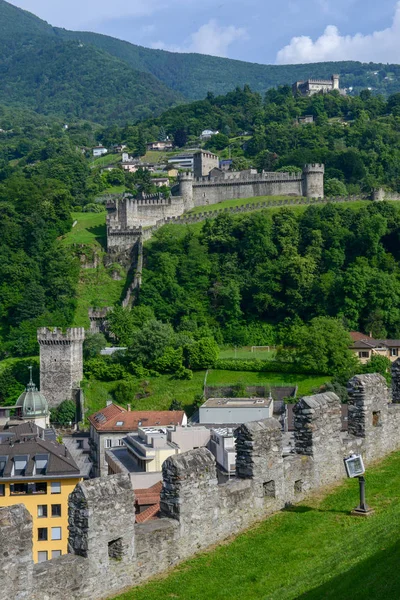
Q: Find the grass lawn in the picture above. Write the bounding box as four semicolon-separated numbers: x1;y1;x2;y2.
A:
63;212;107;248
188;197;370;216
83;370;329;418
89;153;122;169
220;347;276;360
61;212;126;328
114;449;400;600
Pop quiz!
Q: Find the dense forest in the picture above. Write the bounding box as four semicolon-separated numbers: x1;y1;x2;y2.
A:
3;0;400;124
102;86;400;193
138;203;400;346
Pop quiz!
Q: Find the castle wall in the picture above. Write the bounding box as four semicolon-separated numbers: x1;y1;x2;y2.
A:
192;177;304;206
4;373;400;600
37;328;85;407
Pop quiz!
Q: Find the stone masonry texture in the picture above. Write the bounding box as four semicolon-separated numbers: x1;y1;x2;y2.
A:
3;372;400;600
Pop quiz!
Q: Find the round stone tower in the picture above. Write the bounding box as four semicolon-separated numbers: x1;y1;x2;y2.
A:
179;172;194;210
37;327;85;408
302;164;325;198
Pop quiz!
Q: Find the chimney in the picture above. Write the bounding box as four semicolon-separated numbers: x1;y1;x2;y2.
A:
106;399;112;407
127;404;131;411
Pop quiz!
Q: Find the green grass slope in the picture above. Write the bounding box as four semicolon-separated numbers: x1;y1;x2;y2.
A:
114;449;400;600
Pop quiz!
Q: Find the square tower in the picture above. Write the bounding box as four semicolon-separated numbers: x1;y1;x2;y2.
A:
37;328;85;407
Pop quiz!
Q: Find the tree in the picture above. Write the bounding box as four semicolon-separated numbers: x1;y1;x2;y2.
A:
169;399;183;410
324;178;348;197
173;128;187;148
83;333;106;359
51;400;76;426
278;317;358;377
184;337;219;370
107;307;137;346
129;320;175;367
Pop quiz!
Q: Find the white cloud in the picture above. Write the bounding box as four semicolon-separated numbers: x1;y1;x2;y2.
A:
276;1;400;64
151;19;247;57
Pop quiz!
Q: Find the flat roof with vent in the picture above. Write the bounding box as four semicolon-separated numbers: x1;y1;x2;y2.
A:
202;397;272;409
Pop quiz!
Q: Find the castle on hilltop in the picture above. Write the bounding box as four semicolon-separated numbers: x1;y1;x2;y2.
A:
106;153;324;255
292;74;344;96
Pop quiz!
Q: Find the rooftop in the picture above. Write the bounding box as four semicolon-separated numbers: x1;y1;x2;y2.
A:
0;422;80;480
201;397;273;409
88;403;186;433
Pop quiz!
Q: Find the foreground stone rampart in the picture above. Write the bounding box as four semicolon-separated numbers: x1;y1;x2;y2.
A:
2;373;400;600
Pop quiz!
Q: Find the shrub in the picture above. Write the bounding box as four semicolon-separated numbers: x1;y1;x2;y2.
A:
50;400;76;426
153;347;183;373
174;366;193;380
84;357;128;381
185;337;219;370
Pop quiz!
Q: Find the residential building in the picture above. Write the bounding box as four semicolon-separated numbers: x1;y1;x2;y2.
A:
147;141;174;151
219;159;233;171
0;422;81;563
350;331;400;364
151;177;170;187
121;161;155;173
167;153;195;171
298;115;314;125
199;396;273;425
106;424;208;477
88;403;187;477
208;427;236;474
200;129;219;141
93;146;108;157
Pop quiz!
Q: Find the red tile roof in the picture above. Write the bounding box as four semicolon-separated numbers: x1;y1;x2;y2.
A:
135;481;162;507
88;403;186;432
349;331;371;342
135;503;160;523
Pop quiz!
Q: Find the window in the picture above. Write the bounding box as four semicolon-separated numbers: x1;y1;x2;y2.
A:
10;483;28;495
35;454;48;475
118;439;125;446
263;480;276;498
14;455;28;476
108;538;123;560
34;482;47;494
38;505;48;518
294;480;303;494
38;528;48;541
373;411;382;427
51;482;61;494
359;351;369;358
392;348;399;357
0;484;4;497
77;440;84;449
51;527;62;541
105;439;112;449
38;551;48;563
0;456;7;476
116;421;124;426
52;550;62;559
51;504;61;517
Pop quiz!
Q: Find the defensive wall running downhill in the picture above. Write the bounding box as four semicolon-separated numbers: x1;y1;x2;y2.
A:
3;371;400;600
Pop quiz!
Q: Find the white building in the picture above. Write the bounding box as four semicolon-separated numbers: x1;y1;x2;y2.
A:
208;428;236;474
200;129;219;141
199;397;273;425
93;146;108;157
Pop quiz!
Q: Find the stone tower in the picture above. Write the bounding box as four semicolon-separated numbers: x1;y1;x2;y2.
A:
302;164;325;198
332;74;340;90
37;327;85;407
179;171;194;210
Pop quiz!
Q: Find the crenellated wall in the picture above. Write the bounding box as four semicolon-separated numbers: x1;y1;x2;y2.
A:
3;373;400;600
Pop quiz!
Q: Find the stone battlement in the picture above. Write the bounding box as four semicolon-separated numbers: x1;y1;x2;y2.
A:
37;327;85;345
3;372;400;600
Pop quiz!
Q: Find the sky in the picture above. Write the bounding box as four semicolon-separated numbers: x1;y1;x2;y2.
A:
8;0;400;64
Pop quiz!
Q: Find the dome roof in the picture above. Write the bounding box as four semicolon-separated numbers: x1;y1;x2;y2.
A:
15;368;49;418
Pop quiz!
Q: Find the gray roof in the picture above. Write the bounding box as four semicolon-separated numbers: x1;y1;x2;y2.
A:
0;422;80;480
15;371;49;418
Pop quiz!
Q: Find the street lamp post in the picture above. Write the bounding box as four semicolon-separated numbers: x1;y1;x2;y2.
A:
344;454;374;517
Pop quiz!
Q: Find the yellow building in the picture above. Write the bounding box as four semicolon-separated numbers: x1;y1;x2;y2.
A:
0;422;81;563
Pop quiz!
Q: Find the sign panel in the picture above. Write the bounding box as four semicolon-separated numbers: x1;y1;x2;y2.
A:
344;454;365;478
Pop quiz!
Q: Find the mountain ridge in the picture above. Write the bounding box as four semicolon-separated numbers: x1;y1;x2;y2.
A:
2;0;400;124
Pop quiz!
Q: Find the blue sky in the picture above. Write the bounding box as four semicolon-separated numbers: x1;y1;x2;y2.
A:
8;0;400;63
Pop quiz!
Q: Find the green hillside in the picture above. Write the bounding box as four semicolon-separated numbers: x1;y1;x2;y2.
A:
1;0;400;126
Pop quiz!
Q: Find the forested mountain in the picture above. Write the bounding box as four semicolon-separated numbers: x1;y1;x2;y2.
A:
2;0;400;124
